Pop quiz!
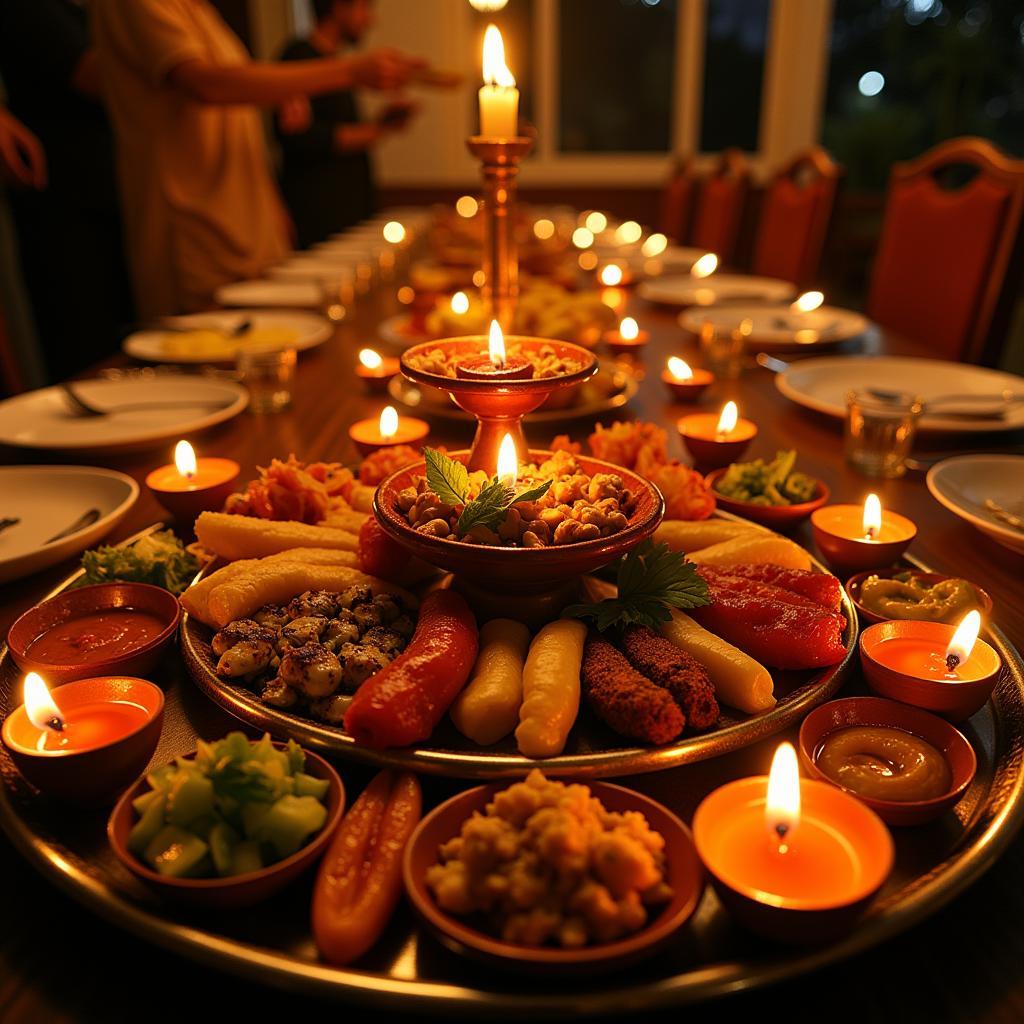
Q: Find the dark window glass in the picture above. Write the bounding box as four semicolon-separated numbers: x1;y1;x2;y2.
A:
558;0;677;153
823;0;1024;192
470;0;535;126
700;0;770;152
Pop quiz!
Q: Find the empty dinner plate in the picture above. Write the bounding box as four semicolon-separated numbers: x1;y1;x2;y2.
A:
0;466;138;584
777;356;1024;434
927;456;1024;555
679;304;869;352
123;310;332;364
0;377;248;454
214;280;323;308
637;274;797;307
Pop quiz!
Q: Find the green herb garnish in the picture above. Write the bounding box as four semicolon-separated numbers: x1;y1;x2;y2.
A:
564;540;710;631
79;529;199;595
424;447;469;505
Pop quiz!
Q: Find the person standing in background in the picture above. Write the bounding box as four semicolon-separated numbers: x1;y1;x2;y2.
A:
92;0;421;319
0;0;134;382
276;0;420;249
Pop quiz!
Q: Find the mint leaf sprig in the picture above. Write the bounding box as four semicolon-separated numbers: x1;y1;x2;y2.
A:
563;540;710;631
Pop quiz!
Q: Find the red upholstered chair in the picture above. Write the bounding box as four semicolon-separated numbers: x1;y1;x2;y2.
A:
752;147;840;287
690;149;750;264
659;157;695;242
866;137;1024;364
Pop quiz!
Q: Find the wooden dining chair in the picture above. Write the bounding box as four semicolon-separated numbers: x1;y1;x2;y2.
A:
866;137;1024;365
689;149;750;265
658;156;696;242
752;147;840;287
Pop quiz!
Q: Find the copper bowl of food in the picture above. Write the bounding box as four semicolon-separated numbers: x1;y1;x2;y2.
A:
845;569;993;627
705;468;830;531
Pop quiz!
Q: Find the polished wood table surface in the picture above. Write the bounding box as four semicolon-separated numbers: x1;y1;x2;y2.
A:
1;271;1023;1024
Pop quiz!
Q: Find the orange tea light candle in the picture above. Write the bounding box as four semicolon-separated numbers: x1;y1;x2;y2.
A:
356;348;400;394
349;405;429;456
455;320;533;381
811;494;917;576
678;401;757;468
693;742;894;943
604;316;650;356
145;440;239;521
661;356;714;401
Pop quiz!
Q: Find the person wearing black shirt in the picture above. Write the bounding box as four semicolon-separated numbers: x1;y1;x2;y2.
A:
276;0;419;248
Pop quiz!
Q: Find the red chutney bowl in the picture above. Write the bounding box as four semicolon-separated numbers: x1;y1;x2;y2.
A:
7;582;182;685
859;620;1002;722
403;780;704;974
798;697;977;827
705;468;830;531
2;676;164;805
108;744;345;909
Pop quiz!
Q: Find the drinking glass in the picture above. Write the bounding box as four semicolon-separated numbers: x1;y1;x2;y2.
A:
237;346;297;413
697;317;748;379
845;389;922;478
319;266;355;323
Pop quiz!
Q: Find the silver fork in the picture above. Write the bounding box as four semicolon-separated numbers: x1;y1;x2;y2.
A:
60;382;228;417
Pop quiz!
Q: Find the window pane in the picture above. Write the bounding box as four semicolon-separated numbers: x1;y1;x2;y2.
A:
700;0;770;153
470;0;535;126
823;0;1024;192
558;0;677;154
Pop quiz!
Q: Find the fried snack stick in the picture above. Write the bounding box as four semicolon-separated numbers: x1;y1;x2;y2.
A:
621;625;720;730
582;637;685;745
195;511;359;562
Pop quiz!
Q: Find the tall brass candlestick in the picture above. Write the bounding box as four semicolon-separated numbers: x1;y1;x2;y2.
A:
466;136;534;331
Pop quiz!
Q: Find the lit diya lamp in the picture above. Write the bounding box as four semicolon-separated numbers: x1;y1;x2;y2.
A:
811;493;917;576
678;400;757;468
788;290;826;344
860;610;1002;721
603;316;650;356
661;356;714;401
455;320;533;381
356;348;400;394
1;671;164;804
349;405;429;457
692;742;894;942
597;262;632;288
691;252;718;278
381;220;407;246
450;290;471;316
145;440;239;521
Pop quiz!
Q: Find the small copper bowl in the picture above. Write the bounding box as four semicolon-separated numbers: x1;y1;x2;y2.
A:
2;676;164;805
8;582;182;685
403;780;704;974
108;744;345;909
810;506;917;578
845;569;994;627
705;469;830;531
661;367;714;402
798;697;977;827
677;415;757;469
145;459;239;522
860;620;1002;721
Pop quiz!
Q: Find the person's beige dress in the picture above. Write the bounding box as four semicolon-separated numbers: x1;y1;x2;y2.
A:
93;0;288;317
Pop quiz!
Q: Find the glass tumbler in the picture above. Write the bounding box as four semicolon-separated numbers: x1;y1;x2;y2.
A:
845;389;922;478
237;346;297;414
697;317;748;379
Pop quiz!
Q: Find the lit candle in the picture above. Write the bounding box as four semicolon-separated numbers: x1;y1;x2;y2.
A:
382;221;406;245
584;211;608;234
145;440;239;521
572;227;595;250
598;264;626;287
533;218;555;240
692;741;894;942
496;432;518;490
716;400;737;440
456;195;479;218
661;356;715;401
450;291;470;315
603;315;650;355
641;232;668;258
454;320;534;380
349;405;430;456
355;347;400;394
678;401;757;468
691;253;719;279
478;25;519;138
811;495;917;576
614;220;643;246
791;290;824;314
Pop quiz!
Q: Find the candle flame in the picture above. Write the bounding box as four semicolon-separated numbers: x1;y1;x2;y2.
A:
472;269;486;287
584;211;607;234
667;356;693;381
615;220;642;245
496;432;518;487
379;406;399;441
456;195;478;218
482;24;515;87
600;264;624;286
641;232;668;257
359;348;383;370
572;227;594;249
488;320;506;367
533;218;555;240
382;221;406;244
716;401;738;437
765;742;801;852
174;440;197;479
451;291;470;315
23;672;63;732
945;609;982;673
862;493;882;540
619;317;639;341
691;253;718;279
791;290;824;314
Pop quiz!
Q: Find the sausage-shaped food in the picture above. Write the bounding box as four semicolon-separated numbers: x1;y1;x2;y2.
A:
344;589;478;749
450;618;531;745
515;619;587;758
312;771;422;965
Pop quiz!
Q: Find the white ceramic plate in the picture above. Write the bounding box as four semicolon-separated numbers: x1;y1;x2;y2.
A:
641;245;710;275
927;455;1024;555
638;274;797;307
678;304;869;351
0;377;249;454
776;356;1024;434
0;467;139;584
122;310;331;364
214;280;323;308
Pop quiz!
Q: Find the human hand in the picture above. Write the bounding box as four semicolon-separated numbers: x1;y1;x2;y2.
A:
277;95;311;135
0;107;46;189
350;49;426;91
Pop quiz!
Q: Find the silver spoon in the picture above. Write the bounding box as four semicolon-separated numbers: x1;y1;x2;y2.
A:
61;382;228;418
44;508;100;544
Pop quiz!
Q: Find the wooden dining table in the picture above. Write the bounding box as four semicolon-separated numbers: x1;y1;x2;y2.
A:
1;266;1023;1024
